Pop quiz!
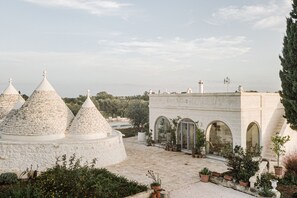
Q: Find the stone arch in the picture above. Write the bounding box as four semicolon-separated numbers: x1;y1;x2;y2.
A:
177;118;196;151
154;116;170;143
246;122;260;153
206;120;233;156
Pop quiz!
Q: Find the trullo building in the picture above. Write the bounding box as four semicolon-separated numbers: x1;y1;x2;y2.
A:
0;72;126;172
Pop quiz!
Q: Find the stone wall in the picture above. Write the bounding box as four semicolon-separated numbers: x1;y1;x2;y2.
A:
0;131;127;173
0;91;74;137
68;107;112;137
0;94;24;119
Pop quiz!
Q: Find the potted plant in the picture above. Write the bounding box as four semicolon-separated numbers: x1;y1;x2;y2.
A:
199;167;211;182
146;129;153;146
211;171;221;177
196;126;206;157
271;133;290;175
258;186;275;198
146;170;161;197
223;174;233;181
238;170;250;187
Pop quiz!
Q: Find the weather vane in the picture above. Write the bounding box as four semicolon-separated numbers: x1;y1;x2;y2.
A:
224;77;230;92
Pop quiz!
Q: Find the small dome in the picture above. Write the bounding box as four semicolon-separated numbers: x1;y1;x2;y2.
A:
0;78;25;119
68;90;112;139
0;72;74;140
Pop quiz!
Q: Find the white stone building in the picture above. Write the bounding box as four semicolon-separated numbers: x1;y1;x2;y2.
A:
0;72;126;172
149;91;297;159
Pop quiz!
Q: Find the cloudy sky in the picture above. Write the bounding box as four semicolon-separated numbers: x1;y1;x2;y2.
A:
0;0;292;96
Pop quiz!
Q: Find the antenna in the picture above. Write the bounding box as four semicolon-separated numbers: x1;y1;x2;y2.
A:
224;77;230;92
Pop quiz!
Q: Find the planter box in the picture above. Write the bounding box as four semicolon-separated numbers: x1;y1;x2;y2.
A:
137;132;146;142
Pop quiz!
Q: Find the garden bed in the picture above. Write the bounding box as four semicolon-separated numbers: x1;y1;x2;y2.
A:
0;155;148;198
277;184;297;198
210;175;257;197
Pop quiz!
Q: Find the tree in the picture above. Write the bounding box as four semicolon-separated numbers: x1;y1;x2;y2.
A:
279;0;297;130
271;133;290;167
125;100;149;132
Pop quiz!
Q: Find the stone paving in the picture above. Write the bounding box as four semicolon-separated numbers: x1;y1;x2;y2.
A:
107;137;254;197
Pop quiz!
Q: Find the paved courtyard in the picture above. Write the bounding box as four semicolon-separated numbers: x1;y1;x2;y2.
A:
107;137;254;197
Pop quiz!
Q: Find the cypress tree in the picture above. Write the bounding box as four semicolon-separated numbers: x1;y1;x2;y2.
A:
279;0;297;130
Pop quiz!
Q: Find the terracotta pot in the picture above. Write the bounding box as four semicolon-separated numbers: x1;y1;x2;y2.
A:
239;181;249;187
274;166;283;176
224;175;233;181
151;184;161;198
211;172;221;177
200;174;210;182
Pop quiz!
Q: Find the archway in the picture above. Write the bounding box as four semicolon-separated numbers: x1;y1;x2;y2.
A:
177;118;196;151
154;116;170;144
246;122;260;153
206;121;233;156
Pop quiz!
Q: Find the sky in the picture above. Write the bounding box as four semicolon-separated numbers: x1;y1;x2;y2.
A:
0;0;292;97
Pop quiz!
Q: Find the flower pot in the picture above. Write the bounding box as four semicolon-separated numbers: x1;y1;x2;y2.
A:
200;174;210;182
151;184;161;191
137;132;146;142
239;180;249;187
224;175;233;181
211;172;221;177
151;184;161;198
274;166;283;176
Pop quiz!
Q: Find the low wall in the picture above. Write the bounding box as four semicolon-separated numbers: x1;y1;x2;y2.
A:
0;131;127;173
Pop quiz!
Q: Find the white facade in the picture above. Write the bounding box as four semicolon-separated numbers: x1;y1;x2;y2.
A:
149;92;297;158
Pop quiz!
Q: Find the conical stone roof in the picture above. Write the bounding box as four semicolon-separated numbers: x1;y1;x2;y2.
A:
0;78;25;119
68;90;112;139
0;72;74;140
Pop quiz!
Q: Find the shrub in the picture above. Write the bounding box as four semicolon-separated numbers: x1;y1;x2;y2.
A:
225;145;260;181
0;172;18;185
258;186;275;197
255;172;277;189
34;154;147;198
199;167;211;175
284;153;297;175
280;153;297;185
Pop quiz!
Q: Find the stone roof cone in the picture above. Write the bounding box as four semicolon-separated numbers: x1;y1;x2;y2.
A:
68;90;112;139
0;71;74;140
0;78;25;119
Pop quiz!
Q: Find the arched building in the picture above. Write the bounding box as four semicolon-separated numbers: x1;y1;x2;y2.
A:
0;72;126;172
149;92;297;159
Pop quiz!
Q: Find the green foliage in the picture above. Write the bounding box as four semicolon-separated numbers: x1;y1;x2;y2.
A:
146;129;153;146
167;116;182;145
35;154;147;197
195;126;205;154
225;145;260;182
258;186;275;197
63;91;148;118
271;133;290;167
279;0;297;130
199;167;211;175
125;100;149;132
255;172;277;189
0;154;147;198
117;127;137;138
0;172;18;185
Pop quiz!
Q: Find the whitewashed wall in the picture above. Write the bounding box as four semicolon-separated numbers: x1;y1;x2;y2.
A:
149;92;293;154
0;131;126;173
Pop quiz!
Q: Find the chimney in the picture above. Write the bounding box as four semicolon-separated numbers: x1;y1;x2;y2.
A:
198;80;204;93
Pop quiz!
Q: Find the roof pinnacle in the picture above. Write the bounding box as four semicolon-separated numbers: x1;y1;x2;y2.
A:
43;70;47;78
